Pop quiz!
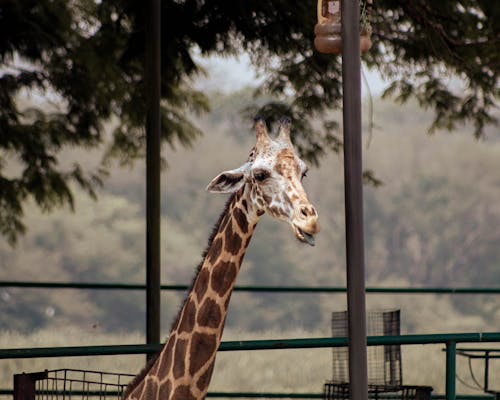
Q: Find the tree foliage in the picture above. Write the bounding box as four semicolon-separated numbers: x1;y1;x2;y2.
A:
1;0;499;243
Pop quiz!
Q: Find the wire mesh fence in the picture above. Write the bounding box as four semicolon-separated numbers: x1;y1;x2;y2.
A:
326;310;433;400
331;310;402;386
323;383;433;400
14;369;134;399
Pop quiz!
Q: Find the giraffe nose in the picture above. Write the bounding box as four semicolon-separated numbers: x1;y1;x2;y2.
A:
300;205;317;219
294;203;320;238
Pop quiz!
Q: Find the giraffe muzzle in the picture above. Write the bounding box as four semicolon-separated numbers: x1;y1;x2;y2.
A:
291;202;319;246
292;214;319;246
297;227;316;246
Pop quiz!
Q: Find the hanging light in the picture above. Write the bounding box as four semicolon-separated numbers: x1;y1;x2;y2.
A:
314;0;373;54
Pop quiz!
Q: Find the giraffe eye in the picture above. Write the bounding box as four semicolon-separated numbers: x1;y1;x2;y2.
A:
253;170;270;182
301;169;309;180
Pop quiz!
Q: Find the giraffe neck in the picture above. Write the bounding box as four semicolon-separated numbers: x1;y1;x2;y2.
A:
125;186;261;400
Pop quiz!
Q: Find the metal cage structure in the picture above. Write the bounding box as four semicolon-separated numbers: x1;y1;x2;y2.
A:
324;383;434;400
331;310;402;386
13;369;134;400
325;310;433;400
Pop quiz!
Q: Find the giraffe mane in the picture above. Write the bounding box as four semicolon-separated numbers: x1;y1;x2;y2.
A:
123;191;239;398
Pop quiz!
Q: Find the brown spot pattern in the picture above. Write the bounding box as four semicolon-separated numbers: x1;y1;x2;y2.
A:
158;379;172;399
148;354;160;377
178;298;196;333
132;380;145;398
284;190;294;208
274;152;295;176
197;362;215;392
238;252;247;268
220;212;231;232
173;339;188;379
194;268;209;303
224;223;242;255
274;160;285;175
270;206;286;217
207;237;223;264
241;199;248;211
189;333;217;376
197;298;222;328
233;207;248;234
244;235;252;249
143;377;158;400
211;261;237;297
172;385;196;400
157;337;175;376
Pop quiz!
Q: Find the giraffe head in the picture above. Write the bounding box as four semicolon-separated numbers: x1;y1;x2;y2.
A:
206;117;319;246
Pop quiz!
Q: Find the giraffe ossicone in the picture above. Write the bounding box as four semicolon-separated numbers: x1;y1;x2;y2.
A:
124;117;319;400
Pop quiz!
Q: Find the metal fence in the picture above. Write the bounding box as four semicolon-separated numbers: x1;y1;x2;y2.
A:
1;281;500;294
0;281;499;399
2;333;500;399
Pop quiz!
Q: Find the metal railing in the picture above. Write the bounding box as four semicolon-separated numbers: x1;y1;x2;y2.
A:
0;390;496;399
1;333;500;399
1;281;499;294
1;281;499;399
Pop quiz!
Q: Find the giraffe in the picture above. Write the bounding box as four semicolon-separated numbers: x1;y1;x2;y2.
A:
123;116;319;400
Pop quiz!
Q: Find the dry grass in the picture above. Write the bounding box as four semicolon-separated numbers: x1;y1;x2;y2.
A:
0;327;498;397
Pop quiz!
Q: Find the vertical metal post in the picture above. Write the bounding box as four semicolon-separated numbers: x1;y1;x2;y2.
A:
145;0;161;359
484;351;490;392
13;372;47;400
341;0;368;400
13;373;36;400
446;341;457;400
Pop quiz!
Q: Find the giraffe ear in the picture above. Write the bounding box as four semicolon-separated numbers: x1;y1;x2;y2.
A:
206;166;247;193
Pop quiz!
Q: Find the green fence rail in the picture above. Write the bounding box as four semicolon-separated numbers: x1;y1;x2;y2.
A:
1;333;499;400
1;281;499;294
1;281;499;399
1;333;499;359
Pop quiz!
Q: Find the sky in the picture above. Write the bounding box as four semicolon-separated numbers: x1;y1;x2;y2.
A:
193;52;388;96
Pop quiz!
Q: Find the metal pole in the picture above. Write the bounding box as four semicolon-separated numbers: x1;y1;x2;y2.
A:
341;0;368;399
446;341;457;400
484;351;490;392
145;0;161;359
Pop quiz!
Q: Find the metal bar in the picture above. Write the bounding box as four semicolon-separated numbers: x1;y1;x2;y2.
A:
1;333;500;359
484;351;489;392
456;355;500;359
1;281;499;294
366;332;500;345
446;341;457;400
0;344;162;359
219;333;500;351
341;0;368;399
456;349;500;353
0;391;497;400
145;0;162;358
204;396;497;400
206;394;323;399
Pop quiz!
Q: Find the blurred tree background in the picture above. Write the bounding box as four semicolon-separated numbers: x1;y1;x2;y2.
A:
1;88;499;333
1;0;499;244
0;0;499;335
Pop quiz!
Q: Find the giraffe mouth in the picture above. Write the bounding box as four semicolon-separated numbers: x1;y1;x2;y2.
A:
295;226;316;246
